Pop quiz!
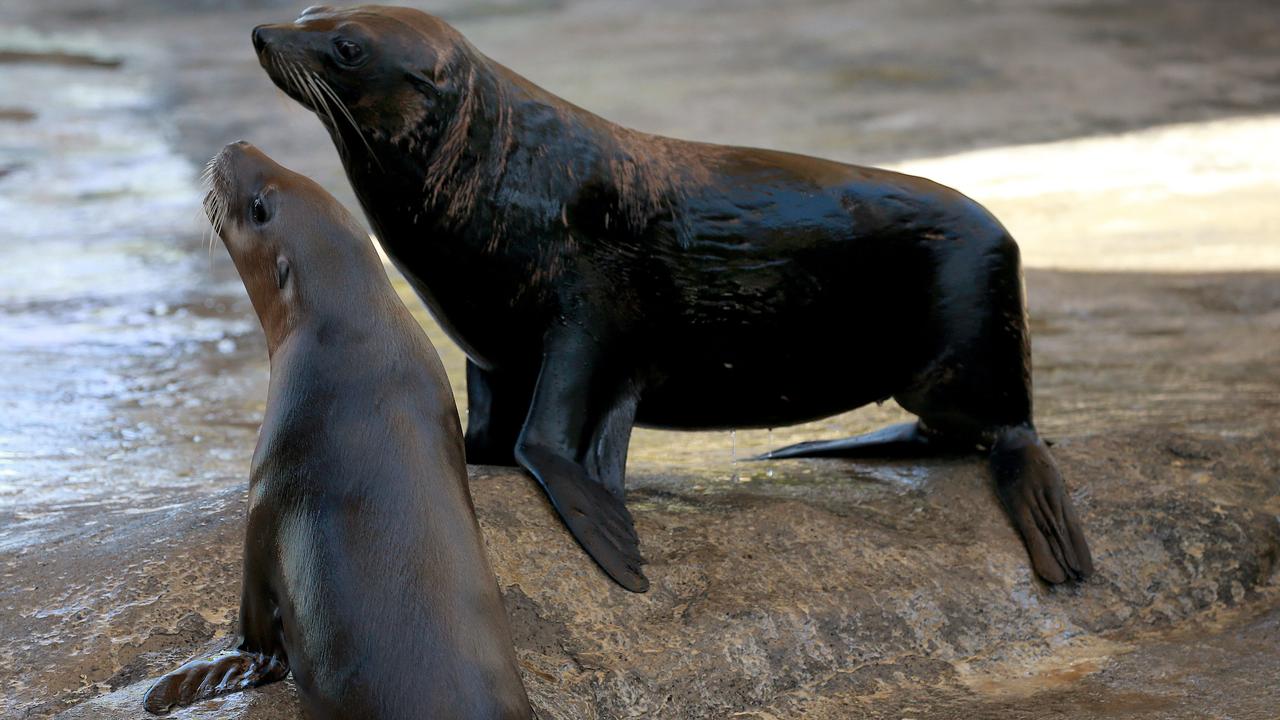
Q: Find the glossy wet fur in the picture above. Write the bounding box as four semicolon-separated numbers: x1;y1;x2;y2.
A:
254;6;1092;590
145;143;532;719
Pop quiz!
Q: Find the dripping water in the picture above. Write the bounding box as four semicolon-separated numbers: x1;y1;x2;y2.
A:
730;429;739;482
766;428;774;478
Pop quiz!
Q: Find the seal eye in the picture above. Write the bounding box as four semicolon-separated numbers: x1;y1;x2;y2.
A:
276;258;290;289
333;39;363;65
250;196;269;225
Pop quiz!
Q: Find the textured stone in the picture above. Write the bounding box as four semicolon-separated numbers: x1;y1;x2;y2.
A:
25;422;1280;717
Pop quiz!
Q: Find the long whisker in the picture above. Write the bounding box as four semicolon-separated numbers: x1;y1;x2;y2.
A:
286;63;336;154
297;64;346;159
200;155;224;256
196;165;212;256
273;56;380;169
297;64;358;166
310;72;379;165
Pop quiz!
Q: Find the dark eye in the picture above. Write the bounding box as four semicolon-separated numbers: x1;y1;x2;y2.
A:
250;196;268;224
333;39;363;64
276;258;290;289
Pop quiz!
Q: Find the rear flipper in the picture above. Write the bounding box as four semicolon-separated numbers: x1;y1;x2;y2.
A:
754;421;1092;584
752;421;969;460
143;649;288;715
991;426;1093;584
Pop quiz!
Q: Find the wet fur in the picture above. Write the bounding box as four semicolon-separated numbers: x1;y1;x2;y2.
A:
143;143;532;719
254;6;1093;591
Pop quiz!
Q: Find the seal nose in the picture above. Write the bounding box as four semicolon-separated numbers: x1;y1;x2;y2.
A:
224;140;256;162
252;26;268;54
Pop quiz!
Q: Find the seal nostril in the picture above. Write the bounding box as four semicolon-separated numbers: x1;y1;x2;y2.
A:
252;27;267;53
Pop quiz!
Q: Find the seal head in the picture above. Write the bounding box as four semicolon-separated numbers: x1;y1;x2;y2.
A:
252;7;475;152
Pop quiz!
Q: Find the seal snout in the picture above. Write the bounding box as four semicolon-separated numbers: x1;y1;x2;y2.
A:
221;139;266;164
213;140;253;176
252;25;289;57
252;26;268;54
202;141;261;233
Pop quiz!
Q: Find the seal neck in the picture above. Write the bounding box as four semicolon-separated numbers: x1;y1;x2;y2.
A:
262;237;405;363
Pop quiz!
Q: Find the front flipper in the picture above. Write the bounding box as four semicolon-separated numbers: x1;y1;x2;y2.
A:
464;360;537;467
143;649;288;714
515;328;647;592
991;426;1093;584
518;445;645;590
753;421;967;460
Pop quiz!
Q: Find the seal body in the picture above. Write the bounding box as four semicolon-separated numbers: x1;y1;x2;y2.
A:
253;6;1093;591
144;142;532;720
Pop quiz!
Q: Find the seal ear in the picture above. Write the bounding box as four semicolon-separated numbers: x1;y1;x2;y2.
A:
404;70;437;95
276;258;290;289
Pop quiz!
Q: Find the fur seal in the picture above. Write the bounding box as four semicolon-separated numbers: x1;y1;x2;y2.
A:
143;141;532;719
252;6;1093;591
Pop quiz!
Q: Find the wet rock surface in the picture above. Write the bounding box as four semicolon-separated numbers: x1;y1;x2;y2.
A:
2;0;1279;717
16;416;1280;718
11;268;1280;718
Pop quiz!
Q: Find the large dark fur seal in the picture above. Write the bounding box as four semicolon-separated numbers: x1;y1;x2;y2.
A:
252;5;1093;592
143;141;532;719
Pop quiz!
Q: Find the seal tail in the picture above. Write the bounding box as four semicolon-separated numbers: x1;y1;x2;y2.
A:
990;425;1093;583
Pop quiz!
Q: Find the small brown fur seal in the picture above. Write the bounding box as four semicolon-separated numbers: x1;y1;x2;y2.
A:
143;141;532;719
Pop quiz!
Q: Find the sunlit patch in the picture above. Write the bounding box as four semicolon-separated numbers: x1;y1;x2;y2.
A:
893;116;1280;272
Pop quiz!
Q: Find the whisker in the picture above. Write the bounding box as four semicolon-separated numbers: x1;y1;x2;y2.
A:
310;72;379;165
300;69;351;162
299;66;354;164
288;64;324;129
298;65;346;158
199;156;220;256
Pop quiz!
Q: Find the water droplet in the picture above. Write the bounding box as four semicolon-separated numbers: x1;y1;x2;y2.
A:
766;428;774;478
730;430;739;482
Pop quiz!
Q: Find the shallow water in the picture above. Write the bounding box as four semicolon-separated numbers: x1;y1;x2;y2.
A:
0;40;260;551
